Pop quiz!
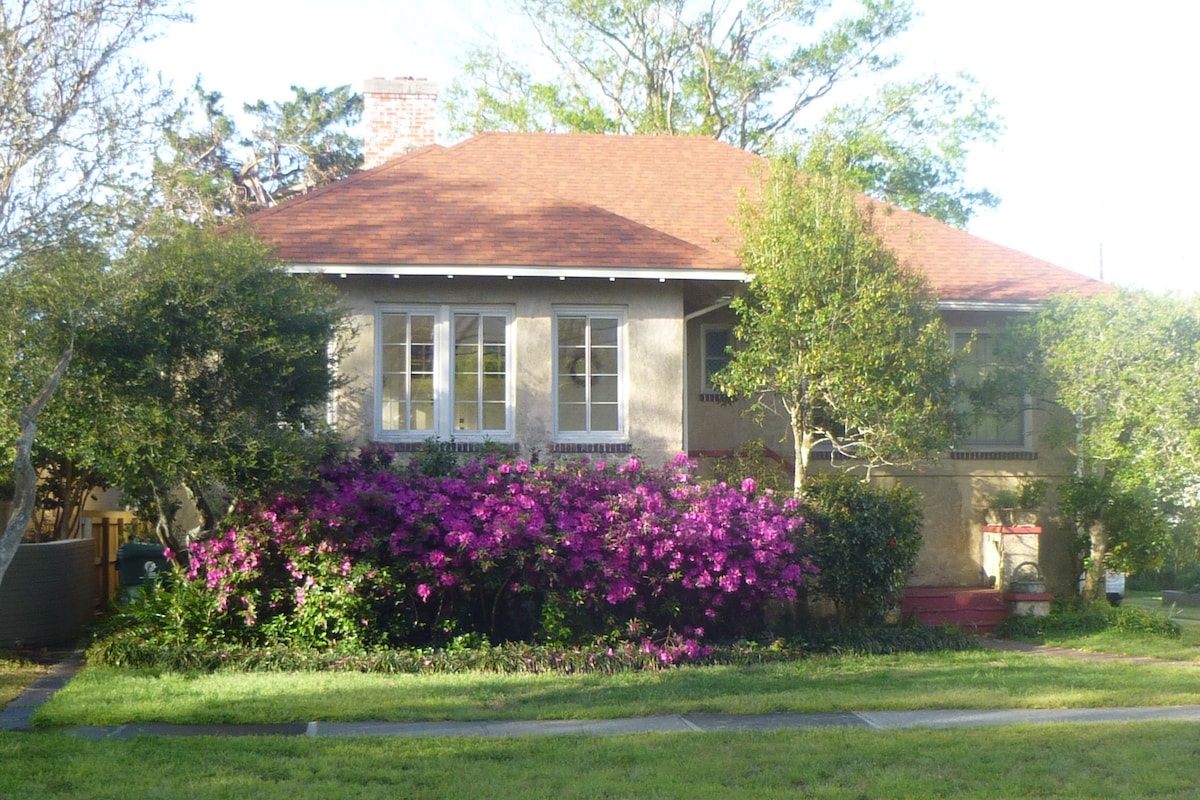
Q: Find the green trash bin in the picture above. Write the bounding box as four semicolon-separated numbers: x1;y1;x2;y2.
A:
116;542;171;602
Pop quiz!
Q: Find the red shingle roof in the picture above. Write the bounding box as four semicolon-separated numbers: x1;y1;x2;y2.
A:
244;132;1106;302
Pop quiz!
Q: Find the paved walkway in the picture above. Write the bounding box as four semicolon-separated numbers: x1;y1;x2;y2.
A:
6;642;1200;738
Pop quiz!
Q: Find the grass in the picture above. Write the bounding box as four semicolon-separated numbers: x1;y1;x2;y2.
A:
1011;592;1200;660
10;618;1200;798
0;655;49;706
2;722;1200;798
32;647;1200;728
1125;590;1200;627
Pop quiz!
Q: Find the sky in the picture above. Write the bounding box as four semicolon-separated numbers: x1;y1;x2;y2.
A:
136;0;1200;294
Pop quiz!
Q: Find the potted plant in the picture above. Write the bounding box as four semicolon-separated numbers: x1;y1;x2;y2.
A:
985;479;1047;527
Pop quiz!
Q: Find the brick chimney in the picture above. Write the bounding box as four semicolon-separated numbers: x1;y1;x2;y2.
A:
362;77;438;168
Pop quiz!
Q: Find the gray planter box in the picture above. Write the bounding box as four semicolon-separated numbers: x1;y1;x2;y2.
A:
0;539;97;648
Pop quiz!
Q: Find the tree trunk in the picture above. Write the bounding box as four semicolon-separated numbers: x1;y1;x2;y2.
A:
791;416;812;497
0;344;74;591
1082;521;1108;601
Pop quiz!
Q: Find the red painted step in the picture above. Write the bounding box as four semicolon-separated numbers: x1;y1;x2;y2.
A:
900;587;1009;633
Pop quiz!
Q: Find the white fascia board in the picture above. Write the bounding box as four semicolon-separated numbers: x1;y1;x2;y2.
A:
287;263;750;283
936;300;1043;313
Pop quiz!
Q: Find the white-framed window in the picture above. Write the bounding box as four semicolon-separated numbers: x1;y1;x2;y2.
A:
953;331;1029;448
702;326;733;392
554;307;626;441
376;305;513;440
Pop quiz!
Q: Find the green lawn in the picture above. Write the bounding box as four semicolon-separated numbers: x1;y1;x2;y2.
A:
11;625;1200;798
33;646;1200;728
1024;592;1200;660
2;722;1199;799
1125;590;1200;627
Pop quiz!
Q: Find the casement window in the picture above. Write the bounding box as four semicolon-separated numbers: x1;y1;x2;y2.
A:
702;326;733;392
554;308;626;441
953;332;1027;447
377;306;513;440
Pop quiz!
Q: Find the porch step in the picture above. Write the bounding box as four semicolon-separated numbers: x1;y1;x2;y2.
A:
900;587;1009;633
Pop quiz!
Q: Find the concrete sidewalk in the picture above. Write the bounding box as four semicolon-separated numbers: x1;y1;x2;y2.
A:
0;650;85;733
8;644;1200;739
58;705;1200;740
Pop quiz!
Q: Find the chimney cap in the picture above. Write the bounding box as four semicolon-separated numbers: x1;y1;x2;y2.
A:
363;77;437;95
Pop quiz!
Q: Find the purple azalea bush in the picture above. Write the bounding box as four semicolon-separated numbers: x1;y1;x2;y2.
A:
181;448;813;657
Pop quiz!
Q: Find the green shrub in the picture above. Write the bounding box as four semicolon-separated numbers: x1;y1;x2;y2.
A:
799;472;924;627
711;439;791;496
86;621;978;674
994;599;1181;641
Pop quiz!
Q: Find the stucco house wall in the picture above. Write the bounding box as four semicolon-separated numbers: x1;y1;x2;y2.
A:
332;274;686;467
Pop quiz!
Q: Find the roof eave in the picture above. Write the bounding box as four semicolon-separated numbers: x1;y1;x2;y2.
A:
936;299;1043;313
286;263;751;282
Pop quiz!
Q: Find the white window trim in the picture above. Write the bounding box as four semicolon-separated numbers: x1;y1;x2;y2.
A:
374;304;515;442
553;305;628;444
951;328;1034;451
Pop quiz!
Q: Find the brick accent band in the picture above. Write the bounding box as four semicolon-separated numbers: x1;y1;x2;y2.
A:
549;442;634;454
950;451;1039;461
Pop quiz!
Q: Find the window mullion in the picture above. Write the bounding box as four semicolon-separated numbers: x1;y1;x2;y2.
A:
583;315;593;433
435;306;451;437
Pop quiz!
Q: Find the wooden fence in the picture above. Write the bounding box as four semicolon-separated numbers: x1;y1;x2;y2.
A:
81;512;141;605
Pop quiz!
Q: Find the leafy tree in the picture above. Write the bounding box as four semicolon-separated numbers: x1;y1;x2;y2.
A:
0;241;111;586
154;82;363;224
1033;290;1200;596
0;0;189;590
802;73;1001;228
42;224;350;546
447;0;999;224
713;157;958;494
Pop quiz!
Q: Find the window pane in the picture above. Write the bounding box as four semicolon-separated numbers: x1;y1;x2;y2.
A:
454;314;479;344
455;372;479;399
705;329;730;359
454;344;479;371
380;313;408;344
381;345;407;374
482;315;506;344
483;344;506;373
558;316;585;347
559;346;586;382
410;402;434;431
411;368;434;430
411;374;433;404
410;315;435;343
482;402;506;430
483;375;506;402
558;376;585;404
381;375;404;430
592;403;619;432
411;344;434;373
592;375;618;404
454;402;479;431
590;346;617;376
559;403;586;432
591;317;618;347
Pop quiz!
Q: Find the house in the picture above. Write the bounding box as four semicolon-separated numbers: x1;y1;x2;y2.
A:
242;78;1108;623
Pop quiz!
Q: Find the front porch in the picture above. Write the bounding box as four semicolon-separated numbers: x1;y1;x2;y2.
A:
900;587;1010;633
